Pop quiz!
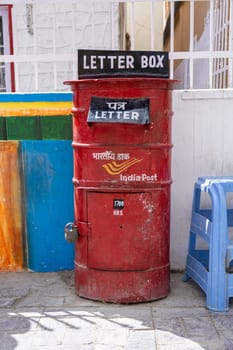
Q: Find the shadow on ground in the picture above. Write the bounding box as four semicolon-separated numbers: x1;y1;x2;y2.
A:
0;272;232;349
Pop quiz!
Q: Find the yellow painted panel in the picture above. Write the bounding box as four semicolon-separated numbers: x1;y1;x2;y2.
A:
0;102;72;116
0;142;24;271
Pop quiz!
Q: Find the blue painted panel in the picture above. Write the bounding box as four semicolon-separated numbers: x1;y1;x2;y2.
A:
21;140;74;272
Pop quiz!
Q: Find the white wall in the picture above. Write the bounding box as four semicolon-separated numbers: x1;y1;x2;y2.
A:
12;2;120;91
171;89;233;270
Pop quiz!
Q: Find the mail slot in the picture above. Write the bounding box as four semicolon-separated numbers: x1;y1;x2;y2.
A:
65;77;175;303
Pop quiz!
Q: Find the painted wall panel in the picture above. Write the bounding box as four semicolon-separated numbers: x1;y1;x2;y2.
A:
5;115;72;140
40;115;72;140
6;116;41;140
21;140;74;271
0;141;24;270
0;118;6;140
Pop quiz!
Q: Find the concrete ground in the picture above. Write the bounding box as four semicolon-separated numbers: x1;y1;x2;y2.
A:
0;271;232;350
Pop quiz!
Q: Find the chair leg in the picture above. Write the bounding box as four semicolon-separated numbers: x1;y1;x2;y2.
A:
206;249;229;311
183;186;200;282
206;188;229;312
182;272;190;282
206;275;229;312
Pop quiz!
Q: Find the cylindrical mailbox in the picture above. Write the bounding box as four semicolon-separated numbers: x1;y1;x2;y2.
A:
65;78;175;303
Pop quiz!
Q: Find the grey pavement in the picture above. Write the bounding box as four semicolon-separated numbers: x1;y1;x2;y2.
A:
0;271;232;349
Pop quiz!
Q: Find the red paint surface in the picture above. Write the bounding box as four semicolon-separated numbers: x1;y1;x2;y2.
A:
65;78;175;303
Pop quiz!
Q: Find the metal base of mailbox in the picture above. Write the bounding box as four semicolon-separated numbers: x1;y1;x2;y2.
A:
74;263;170;303
73;186;171;303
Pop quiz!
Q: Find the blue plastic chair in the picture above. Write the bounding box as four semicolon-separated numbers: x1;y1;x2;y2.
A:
183;176;233;312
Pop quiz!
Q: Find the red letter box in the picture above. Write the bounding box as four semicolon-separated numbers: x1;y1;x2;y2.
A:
65;77;175;303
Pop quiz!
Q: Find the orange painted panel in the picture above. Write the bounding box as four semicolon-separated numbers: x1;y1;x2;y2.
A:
0;141;24;271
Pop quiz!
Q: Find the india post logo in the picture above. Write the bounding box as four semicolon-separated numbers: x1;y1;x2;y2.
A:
102;158;142;175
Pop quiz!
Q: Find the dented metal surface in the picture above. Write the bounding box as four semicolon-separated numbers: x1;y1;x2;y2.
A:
65;77;175;303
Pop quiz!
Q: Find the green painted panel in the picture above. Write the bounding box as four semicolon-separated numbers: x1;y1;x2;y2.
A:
0;117;6;140
40;115;72;140
6;117;41;140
